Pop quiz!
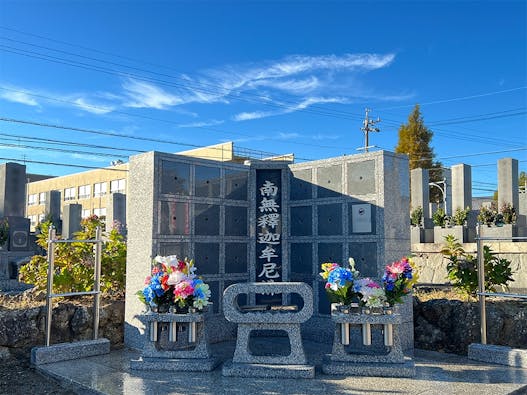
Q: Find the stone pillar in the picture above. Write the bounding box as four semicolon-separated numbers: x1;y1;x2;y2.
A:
0;162;26;217
410;168;432;227
498;158;519;210
62;204;82;239
451;164;472;211
107;192;126;230
443;168;453;217
45;190;61;231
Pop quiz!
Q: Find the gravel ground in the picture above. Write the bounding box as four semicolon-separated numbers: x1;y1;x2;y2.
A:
0;348;74;395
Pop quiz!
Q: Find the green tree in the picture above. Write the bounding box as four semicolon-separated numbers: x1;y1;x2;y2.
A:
19;215;126;296
395;104;443;203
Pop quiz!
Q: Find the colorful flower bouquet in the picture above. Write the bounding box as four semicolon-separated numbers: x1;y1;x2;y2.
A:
136;255;211;313
319;258;361;305
321;256;418;311
382;257;418;306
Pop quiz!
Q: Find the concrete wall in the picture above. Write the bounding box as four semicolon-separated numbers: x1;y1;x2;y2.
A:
412;242;527;292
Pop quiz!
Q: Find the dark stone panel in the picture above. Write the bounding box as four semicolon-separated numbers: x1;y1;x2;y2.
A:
158;242;190;258
161;161;190;195
194;204;220;235
318;243;343;265
289;292;305;311
318;281;331;315
347;160;376;195
290;169;312;200
290;243;312;274
208;281;220;313
225;243;248;273
225;169;249;201
317;203;343;236
159;201;190;235
348;203;376;234
194;242;220;274
290;206;312;236
348;242;378;277
195;166;221;198
225;206;248;236
317;165;342;198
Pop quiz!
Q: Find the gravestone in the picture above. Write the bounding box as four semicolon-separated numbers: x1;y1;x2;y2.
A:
0;162;26;218
62;204;82;239
125;150;413;355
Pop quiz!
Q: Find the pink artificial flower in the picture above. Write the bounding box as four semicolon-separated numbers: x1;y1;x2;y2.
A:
174;281;195;299
144;275;151;285
152;267;160;275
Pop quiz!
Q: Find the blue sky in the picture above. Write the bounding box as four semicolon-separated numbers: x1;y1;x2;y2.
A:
0;1;525;196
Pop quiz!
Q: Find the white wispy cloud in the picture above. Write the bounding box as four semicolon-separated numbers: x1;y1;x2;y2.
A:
311;133;340;140
178;119;225;128
248;77;320;94
73;98;114;114
122;79;184;109
71;153;111;163
233;96;348;121
0;89;39;106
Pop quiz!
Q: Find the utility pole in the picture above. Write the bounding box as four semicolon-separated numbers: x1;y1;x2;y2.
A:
359;108;381;152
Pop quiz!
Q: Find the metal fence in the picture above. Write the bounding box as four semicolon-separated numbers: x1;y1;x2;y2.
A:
476;224;527;345
44;227;103;346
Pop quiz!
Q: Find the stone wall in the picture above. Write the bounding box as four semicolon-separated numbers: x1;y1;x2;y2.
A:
412;241;527;291
0;299;124;349
414;297;527;354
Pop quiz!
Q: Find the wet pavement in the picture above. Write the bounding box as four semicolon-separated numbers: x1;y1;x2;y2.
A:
35;339;527;395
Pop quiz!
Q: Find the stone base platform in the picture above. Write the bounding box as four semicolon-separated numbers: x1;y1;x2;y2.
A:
322;357;416;377
222;360;315;378
31;338;110;366
468;343;527;368
130;356;220;372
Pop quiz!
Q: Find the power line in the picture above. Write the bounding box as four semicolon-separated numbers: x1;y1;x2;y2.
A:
427;108;527;126
375;86;527;110
0;156;129;171
0;116;315;161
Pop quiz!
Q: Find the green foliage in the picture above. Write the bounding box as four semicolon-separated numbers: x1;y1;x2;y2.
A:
395;104;443;203
451;207;470;226
432;207;449;227
0;218;8;246
500;203;517;224
441;235;514;297
410;206;423;227
19;216;126;296
477;205;497;226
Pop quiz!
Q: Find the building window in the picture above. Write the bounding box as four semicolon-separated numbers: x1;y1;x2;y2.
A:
39;214;46;223
82;209;91;218
28;194;38;206
39;192;46;204
110;179;126;194
78;185;91;199
64;187;76;201
94;208;107;217
94;182;107;197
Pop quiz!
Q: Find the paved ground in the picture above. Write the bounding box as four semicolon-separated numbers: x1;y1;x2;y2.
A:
32;339;527;395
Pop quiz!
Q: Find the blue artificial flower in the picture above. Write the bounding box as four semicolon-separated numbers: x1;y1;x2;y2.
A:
143;287;155;304
385;282;395;291
150;274;165;297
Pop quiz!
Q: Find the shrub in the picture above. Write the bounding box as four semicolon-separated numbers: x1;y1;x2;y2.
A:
441;235;514;297
410;206;423;227
451;207;470;226
432;207;450;227
477;205;496;226
19;216;126;296
500;203;517;224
